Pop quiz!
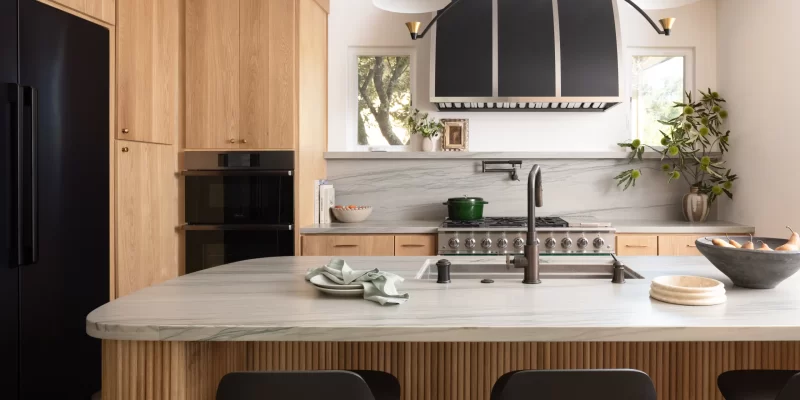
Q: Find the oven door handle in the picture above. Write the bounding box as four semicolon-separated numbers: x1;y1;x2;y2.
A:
180;170;293;177
181;224;294;231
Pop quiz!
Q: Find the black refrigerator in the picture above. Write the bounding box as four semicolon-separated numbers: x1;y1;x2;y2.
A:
1;0;109;398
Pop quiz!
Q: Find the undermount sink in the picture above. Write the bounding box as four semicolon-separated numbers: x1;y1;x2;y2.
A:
415;257;644;281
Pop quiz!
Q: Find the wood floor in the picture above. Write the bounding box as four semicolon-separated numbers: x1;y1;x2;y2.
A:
102;340;800;400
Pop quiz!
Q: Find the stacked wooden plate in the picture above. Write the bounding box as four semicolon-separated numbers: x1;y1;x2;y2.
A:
649;275;726;306
309;274;364;297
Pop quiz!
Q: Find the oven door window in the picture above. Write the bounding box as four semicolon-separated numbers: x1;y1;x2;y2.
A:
185;230;294;274
185;174;293;225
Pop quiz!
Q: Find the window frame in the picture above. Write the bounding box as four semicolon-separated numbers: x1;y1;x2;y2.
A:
347;47;417;151
627;47;696;147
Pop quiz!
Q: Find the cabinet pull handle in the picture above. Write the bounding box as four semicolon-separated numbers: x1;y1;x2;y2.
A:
121;147;129;153
401;244;425;247
229;138;236;144
121;128;129;134
334;244;358;248
240;139;248;144
625;244;649;248
686;244;697;248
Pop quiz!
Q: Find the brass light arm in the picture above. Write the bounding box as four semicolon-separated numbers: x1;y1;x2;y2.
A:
623;0;676;36
406;0;466;40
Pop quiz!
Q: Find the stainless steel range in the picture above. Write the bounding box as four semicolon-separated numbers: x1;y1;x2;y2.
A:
437;217;616;256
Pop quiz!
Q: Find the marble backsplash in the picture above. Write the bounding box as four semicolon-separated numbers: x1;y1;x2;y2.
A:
326;158;701;221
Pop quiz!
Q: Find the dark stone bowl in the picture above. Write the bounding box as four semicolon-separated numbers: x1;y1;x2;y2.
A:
695;237;800;289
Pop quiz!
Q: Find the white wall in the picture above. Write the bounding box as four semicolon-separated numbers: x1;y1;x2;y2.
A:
717;0;800;236
328;0;717;151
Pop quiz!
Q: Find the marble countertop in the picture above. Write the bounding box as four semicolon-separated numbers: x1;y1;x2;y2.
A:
300;219;755;235
87;255;800;342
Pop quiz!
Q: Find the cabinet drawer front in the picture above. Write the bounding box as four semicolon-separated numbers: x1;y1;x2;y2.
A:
658;235;708;256
616;235;659;256
302;235;394;256
394;235;437;256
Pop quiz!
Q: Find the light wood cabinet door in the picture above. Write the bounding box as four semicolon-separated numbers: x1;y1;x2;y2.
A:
117;0;179;144
43;0;115;24
616;235;659;256
658;235;706;256
116;141;178;297
302;235;395;256
394;235;437;256
185;0;240;149
239;0;296;149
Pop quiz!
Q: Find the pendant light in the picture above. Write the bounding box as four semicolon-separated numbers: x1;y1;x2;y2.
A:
373;0;675;40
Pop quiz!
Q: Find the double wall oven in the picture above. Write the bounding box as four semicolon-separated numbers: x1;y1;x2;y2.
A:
183;152;294;274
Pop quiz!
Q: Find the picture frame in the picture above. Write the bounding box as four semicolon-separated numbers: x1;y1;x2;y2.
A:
441;119;469;152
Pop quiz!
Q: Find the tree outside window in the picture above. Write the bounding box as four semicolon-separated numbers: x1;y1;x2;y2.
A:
630;49;693;146
357;55;412;146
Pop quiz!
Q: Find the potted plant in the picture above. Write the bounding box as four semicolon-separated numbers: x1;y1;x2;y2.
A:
404;108;444;152
614;90;738;222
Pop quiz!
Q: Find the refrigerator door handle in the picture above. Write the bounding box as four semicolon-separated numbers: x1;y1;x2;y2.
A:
7;83;23;267
19;86;38;265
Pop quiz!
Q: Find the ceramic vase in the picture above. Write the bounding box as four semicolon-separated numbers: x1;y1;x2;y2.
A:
683;186;710;222
421;137;434;152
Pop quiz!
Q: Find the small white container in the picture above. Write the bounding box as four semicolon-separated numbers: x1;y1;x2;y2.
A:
650;275;727;306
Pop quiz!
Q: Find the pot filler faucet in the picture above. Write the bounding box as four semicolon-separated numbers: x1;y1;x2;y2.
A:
507;164;544;284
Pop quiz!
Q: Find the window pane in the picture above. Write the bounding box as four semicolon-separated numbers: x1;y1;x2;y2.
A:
357;56;412;146
631;56;684;146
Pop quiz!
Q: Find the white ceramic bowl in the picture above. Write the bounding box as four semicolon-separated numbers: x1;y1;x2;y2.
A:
331;207;372;223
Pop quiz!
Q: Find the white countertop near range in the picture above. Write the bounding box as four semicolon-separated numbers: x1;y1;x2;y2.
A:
300;219;755;235
87;255;798;342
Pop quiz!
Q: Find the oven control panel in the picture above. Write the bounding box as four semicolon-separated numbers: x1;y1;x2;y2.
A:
437;230;616;256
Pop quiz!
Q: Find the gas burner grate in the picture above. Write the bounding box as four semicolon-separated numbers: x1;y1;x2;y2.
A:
441;217;569;229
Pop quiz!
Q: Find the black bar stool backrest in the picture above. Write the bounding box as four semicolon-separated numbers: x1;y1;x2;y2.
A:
216;371;376;400
718;370;800;400
490;369;657;400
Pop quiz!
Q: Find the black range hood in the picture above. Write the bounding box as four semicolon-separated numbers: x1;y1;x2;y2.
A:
431;0;623;112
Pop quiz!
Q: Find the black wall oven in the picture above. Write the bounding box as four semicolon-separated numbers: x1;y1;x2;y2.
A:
183;151;294;273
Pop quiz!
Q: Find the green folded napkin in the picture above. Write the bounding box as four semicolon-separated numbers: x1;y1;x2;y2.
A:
305;259;409;305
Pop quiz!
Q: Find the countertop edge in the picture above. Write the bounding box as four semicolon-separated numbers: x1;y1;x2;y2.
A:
86;324;800;342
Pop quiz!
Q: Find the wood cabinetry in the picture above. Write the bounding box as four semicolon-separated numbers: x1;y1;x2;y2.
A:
116;141;178;297
302;235;395;257
302;234;437;256
617;233;729;256
658;235;705;256
185;0;296;150
185;0;240;149
394;235;437;256
42;0;115;25
616;235;659;256
117;0;179;144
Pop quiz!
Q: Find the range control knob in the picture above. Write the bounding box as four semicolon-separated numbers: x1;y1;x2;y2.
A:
593;237;606;249
481;238;492;249
497;238;509;249
513;238;525;249
561;237;573;249
544;237;557;249
448;238;460;249
577;237;589;249
465;238;477;249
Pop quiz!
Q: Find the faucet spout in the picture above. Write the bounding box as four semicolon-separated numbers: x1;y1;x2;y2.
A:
524;164;543;284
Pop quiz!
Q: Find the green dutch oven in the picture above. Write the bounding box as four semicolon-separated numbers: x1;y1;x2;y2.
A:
443;196;489;221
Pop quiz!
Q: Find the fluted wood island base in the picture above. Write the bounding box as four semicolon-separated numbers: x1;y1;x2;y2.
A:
102;340;800;400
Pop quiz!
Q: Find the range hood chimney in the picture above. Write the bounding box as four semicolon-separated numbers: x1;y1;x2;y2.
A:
431;0;624;112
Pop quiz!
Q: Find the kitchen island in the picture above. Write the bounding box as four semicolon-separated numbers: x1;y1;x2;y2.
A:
89;256;800;400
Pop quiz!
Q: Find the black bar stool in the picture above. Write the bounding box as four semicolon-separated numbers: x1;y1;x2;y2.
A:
718;370;800;400
216;370;400;400
490;369;657;400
